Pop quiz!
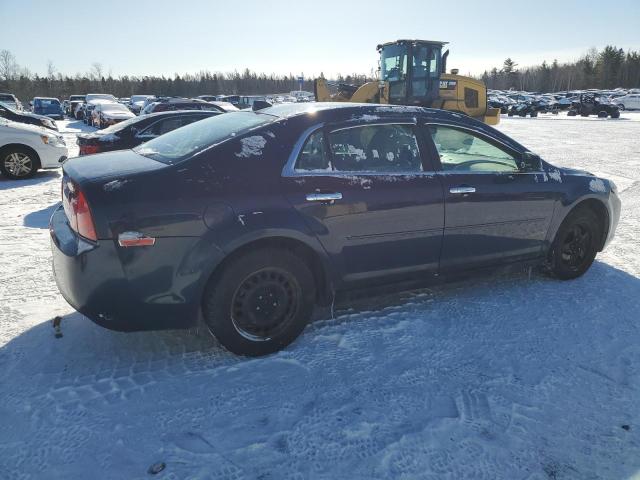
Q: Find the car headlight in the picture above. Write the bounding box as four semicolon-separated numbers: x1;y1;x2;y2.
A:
40;134;66;147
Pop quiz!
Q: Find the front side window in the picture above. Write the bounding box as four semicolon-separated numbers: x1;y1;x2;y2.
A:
328;124;422;173
428;125;518;173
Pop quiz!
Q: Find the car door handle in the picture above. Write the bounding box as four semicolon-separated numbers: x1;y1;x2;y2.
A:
306;192;342;202
449;186;476;194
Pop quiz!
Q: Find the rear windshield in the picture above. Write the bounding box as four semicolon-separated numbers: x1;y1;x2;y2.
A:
99;115;144;134
134;111;275;164
102;103;129;112
0;94;15;101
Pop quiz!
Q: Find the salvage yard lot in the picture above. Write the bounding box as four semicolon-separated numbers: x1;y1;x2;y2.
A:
1;113;640;479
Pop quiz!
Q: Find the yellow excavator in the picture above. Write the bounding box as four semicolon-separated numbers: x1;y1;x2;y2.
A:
314;39;500;125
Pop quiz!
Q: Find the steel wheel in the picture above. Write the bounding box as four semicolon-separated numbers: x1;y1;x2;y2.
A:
560;223;592;270
230;267;301;341
3;151;34;178
548;208;600;280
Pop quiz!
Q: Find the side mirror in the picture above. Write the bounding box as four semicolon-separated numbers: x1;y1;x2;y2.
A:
519;151;542;172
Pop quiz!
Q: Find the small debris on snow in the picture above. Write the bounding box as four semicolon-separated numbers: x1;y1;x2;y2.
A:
52;316;62;338
103;179;130;192
589;178;607;193
622;424;631;431
147;462;166;475
235;135;267;158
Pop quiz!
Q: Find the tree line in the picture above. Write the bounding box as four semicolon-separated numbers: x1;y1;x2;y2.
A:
1;45;638;103
481;46;640;92
0;50;374;102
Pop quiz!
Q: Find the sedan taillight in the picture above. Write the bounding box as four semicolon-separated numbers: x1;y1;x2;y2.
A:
62;178;98;241
79;144;101;156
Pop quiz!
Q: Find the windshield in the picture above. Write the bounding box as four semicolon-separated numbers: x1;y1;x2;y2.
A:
35;99;60;112
380;44;408;82
131;95;152;103
134;111;275;164
0;102;18;113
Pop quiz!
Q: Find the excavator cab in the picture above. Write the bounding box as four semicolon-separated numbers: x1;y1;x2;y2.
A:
378;40;446;106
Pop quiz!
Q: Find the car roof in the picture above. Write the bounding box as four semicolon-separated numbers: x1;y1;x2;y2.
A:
257;102;527;153
259;102;465;121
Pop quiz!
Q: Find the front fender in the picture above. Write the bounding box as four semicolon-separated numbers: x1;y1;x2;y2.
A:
544;173;620;252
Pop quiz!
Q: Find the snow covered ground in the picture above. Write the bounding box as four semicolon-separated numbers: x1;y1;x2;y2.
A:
1;112;640;479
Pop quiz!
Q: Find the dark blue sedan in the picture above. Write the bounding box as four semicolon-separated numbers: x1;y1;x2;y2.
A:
50;103;621;356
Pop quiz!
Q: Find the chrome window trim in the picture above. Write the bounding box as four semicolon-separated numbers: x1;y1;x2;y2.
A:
282;121;431;178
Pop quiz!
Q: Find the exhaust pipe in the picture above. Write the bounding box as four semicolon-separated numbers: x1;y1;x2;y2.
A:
441;50;449;74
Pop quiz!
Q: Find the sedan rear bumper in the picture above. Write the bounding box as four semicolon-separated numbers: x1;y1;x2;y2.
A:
49;205;202;332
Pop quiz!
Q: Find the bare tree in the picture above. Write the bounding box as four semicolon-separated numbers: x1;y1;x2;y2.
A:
0;49;18;80
47;60;56;80
90;62;103;80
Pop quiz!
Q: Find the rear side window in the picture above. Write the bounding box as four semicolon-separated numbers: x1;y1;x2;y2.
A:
295;130;331;172
328;124;422;173
134;111;274;164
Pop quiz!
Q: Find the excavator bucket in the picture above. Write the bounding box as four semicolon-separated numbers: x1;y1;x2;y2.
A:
314;78;388;104
483;107;501;125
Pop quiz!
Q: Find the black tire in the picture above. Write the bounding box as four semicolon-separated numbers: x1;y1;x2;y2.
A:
507;111;514;117
567;110;577;116
202;248;316;356
580;112;590;117
611;110;620;119
530;111;538;117
548;208;601;280
597;111;608;118
518;111;527;117
0;146;39;179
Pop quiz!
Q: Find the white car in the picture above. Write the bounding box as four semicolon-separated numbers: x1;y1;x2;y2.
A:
0;118;67;179
614;94;640;111
91;102;135;129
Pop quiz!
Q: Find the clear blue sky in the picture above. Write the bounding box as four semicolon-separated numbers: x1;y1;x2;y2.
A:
1;0;639;78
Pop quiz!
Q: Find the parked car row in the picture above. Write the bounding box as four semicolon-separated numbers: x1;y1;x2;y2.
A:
490;87;640;117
